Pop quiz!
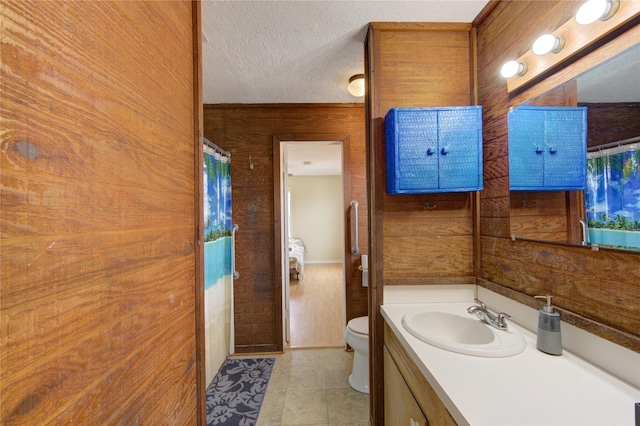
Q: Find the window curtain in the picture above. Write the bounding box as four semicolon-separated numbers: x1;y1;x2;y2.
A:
203;146;233;384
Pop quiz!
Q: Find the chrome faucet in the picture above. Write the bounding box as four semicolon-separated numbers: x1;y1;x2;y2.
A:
467;299;513;330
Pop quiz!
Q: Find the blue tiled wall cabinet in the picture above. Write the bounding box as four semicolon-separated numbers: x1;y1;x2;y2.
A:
508;106;587;191
385;106;483;194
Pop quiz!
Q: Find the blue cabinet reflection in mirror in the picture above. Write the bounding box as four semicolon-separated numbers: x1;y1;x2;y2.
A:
385;107;483;194
508;106;587;191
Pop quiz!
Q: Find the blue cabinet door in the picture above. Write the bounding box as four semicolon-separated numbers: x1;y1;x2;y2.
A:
544;109;587;190
396;109;439;191
508;106;587;191
438;108;483;190
508;108;545;189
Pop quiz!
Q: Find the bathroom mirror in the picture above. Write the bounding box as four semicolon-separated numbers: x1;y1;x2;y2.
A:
509;43;640;252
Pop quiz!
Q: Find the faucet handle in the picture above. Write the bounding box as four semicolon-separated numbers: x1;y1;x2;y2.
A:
474;298;486;310
496;312;513;329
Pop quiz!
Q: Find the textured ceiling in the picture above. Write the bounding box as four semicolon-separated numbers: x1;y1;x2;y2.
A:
286;143;343;176
576;43;640;103
201;0;489;104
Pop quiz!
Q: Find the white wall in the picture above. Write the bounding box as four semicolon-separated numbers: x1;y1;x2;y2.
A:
289;175;344;263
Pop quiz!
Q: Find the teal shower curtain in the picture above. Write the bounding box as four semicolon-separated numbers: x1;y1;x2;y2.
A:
203;145;233;384
585;144;640;251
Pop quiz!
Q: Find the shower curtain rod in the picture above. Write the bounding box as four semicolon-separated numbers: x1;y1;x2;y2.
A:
587;135;640;152
204;137;231;158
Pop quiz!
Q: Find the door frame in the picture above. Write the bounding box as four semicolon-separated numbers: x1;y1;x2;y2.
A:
273;134;352;350
192;1;205;423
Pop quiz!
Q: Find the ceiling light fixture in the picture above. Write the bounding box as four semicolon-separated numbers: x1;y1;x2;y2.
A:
347;74;365;97
500;60;527;78
532;34;565;55
576;0;619;25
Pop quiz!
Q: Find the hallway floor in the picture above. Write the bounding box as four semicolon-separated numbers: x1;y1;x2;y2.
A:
255;348;369;425
289;263;345;348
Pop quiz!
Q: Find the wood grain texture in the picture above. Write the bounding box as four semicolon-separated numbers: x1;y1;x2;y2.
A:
505;1;640;93
289;264;345;348
383;347;428;426
385;324;457;426
581;103;640;148
509;191;569;242
509;81;583;244
1;1;199;424
476;1;640;350
192;3;206;422
366;23;476;426
203;104;368;353
370;26;476;283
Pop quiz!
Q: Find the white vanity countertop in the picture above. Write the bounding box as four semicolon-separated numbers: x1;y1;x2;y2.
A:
381;302;640;426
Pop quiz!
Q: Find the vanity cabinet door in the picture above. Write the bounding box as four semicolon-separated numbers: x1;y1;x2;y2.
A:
384;347;429;426
508;106;587;190
386;106;483;194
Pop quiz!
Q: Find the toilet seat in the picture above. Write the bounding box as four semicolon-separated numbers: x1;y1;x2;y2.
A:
347;316;368;336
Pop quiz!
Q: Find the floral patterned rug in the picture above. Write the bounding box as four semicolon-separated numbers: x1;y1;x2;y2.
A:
206;357;275;425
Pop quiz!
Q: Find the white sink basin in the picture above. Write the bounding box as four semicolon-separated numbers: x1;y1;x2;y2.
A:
401;305;526;357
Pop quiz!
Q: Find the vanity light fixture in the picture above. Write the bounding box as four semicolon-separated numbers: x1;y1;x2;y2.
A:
500;60;527;78
576;0;620;25
347;74;365;97
532;34;565;55
501;0;637;90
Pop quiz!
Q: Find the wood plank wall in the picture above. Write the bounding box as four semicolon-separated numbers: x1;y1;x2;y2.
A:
581;103;640;147
509;83;579;244
203;104;368;353
365;22;476;426
367;23;477;285
1;2;201;424
475;1;640;351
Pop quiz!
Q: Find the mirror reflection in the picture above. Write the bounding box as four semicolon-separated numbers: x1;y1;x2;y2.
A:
509;43;640;252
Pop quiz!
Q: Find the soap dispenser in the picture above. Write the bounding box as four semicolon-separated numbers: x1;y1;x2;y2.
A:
534;295;562;355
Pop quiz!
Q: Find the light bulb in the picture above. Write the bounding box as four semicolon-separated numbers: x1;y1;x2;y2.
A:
576;0;615;25
532;34;564;55
500;61;526;78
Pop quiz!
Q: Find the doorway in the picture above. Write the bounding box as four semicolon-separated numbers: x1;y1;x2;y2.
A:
275;137;351;349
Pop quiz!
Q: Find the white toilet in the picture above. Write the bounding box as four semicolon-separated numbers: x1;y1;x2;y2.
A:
344;316;369;393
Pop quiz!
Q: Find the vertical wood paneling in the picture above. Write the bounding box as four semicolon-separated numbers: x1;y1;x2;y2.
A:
365;23;476;425
203;104;368;353
1;1;199;423
582;103;640;148
476;1;640;350
192;2;206;422
369;24;476;285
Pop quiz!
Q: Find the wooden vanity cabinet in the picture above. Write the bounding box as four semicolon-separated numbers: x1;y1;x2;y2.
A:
384;347;428;426
384;323;457;426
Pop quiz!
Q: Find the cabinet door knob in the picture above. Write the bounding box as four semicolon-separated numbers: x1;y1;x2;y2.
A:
549;147;558;155
426;148;434;156
535;147;544;155
440;148;448;156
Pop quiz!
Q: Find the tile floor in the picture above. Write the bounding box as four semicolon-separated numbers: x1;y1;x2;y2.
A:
254;348;370;425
